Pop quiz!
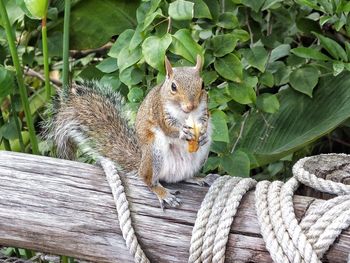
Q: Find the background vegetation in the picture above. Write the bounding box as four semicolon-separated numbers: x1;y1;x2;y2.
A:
0;0;350;261
0;0;350;176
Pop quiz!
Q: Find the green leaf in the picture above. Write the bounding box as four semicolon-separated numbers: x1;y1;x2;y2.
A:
203;156;220;173
24;0;48;19
260;71;274;87
118;46;142;73
142;8;163;30
136;0;161;23
228;82;256;104
232;29;250;42
170;29;203;63
241;46;268;72
191;0;212;19
333;61;344;76
202;70;218;85
269;44;290;63
0;117;18;140
142;33;172;72
119;66;144;87
168;0;194;20
100;75;121;90
0;66;14;98
261;0;283;10
211;110;229;143
127;87;144;103
208;88;232;109
289;66;319;97
96;58;118;73
241;0;265;12
214;54;243;82
295;0;319;9
221;150;250;177
217;12;239;29
291;47;330;61
210;34;237;57
68;0;138;49
129;25;144;50
256;94;280;113
238;73;350;167
108;29;134;58
313;32;348;62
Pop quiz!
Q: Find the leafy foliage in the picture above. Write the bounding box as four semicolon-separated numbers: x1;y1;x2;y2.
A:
0;0;350;179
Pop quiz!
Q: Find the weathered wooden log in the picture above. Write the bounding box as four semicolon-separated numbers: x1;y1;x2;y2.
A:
0;151;349;263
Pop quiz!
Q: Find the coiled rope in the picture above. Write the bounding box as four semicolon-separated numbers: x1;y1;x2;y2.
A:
100;154;350;263
254;154;350;263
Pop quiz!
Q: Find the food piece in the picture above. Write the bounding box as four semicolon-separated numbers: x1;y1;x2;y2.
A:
186;115;201;153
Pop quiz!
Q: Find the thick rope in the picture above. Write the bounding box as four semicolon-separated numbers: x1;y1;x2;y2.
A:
255;154;350;263
99;158;150;263
189;176;257;263
99;154;349;263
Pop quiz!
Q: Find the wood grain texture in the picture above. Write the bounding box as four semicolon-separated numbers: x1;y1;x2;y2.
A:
0;151;349;263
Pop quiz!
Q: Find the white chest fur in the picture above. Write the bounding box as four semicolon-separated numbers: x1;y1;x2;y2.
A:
152;100;212;183
153;124;211;183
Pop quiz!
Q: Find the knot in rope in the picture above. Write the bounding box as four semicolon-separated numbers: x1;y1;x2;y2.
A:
255;154;350;263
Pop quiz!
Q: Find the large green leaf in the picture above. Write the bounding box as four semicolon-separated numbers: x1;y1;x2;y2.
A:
313;32;348;62
241;46;268;72
0;66;14;99
289;66;319;98
238;73;350;167
68;0;138;49
142;33;172;72
211;110;229;143
210;34;237;57
169;29;203;63
24;0;48;19
214;53;243;82
221;150;250;177
169;0;194;20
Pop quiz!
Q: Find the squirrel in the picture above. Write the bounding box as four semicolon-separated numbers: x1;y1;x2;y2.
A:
45;55;212;208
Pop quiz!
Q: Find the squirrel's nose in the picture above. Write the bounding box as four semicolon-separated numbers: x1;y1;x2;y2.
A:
183;103;194;113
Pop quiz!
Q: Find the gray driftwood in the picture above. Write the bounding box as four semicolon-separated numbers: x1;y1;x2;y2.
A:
0;151;349;263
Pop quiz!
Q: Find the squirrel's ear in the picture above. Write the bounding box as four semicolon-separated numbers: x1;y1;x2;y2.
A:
195;54;202;72
165;56;173;78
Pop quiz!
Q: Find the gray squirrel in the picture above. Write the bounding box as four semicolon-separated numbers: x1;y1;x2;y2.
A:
45;55;212;208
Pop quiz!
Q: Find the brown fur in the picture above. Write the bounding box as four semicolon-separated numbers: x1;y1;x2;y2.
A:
135;56;205;201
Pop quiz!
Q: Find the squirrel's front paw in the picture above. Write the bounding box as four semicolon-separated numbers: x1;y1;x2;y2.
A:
180;124;195;141
198;128;209;146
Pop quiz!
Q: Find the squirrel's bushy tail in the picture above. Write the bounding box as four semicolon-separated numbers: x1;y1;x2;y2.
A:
43;81;141;172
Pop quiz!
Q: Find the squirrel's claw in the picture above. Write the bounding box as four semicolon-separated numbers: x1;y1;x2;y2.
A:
199;133;208;146
159;191;181;210
185;174;220;186
180;125;195;141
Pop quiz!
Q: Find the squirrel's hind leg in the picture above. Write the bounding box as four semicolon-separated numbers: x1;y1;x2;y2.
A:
138;143;181;209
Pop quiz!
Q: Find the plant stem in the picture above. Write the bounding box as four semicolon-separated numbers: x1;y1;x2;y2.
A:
10;94;25;152
42;16;51;100
0;107;11;151
61;255;69;263
0;0;39;154
62;0;71;97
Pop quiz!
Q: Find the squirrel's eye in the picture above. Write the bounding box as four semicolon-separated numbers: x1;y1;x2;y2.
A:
171;82;177;92
201;82;205;90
